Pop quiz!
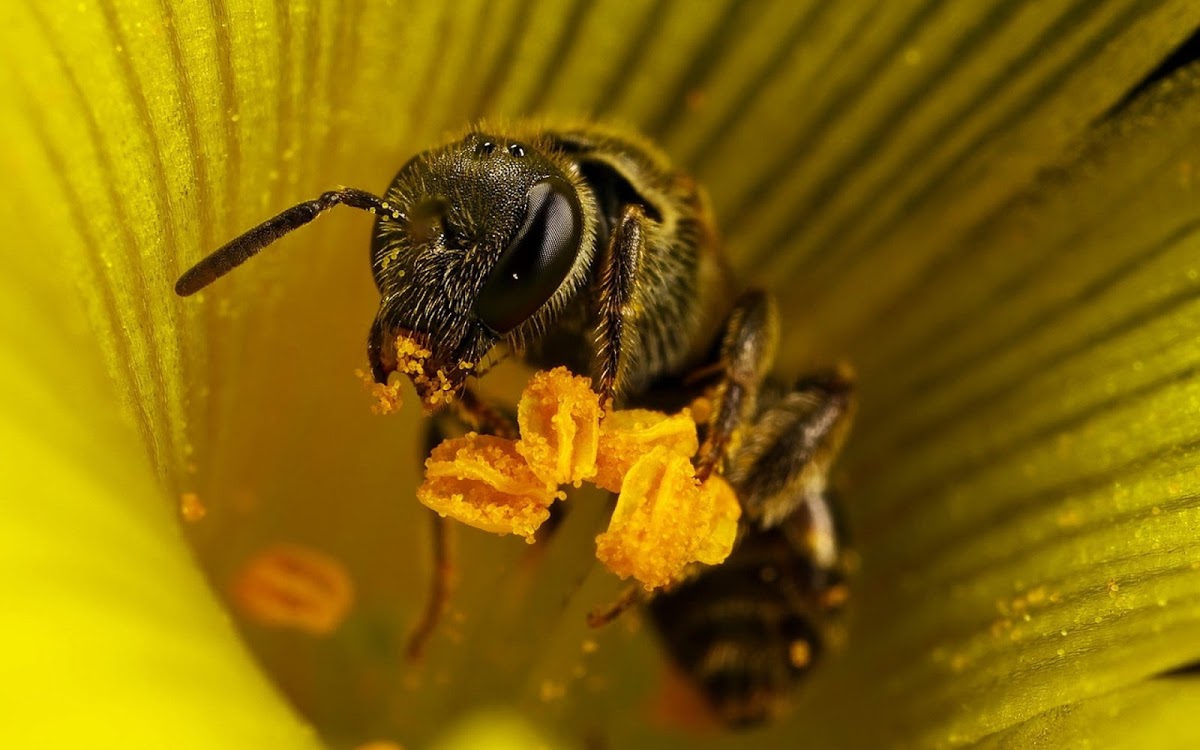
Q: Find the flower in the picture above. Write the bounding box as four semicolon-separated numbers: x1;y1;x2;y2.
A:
3;1;1200;748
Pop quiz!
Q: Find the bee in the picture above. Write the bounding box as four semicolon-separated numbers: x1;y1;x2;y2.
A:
176;121;855;727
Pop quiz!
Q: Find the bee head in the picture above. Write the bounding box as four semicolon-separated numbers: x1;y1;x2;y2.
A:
174;128;596;411
366;130;596;407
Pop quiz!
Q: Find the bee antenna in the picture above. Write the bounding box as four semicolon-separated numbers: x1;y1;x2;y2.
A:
174;187;405;296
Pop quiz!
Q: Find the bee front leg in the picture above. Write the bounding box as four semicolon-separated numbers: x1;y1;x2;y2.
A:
583;206;647;629
406;506;453;661
694;289;780;481
594;204;646;406
406;389;518;661
456;386;518;439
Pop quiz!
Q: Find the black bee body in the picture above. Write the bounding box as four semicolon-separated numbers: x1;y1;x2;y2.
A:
648;372;854;726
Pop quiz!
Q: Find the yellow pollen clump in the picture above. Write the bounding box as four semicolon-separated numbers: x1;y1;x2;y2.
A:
358;368;404;415
361;334;469;413
788;639;813;669
693;476;741;565
392;333;460;410
595;447;740;590
594;408;699;493
413;366;741;588
688;394;714;424
516;368;602;487
418;433;562;541
394;333;432;374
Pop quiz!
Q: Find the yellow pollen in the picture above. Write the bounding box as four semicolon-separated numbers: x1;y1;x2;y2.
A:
415;367;740;588
179;491;207;522
789;640;812;668
821;583;851;609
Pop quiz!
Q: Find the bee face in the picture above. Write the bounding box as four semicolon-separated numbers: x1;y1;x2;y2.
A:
366;131;596;403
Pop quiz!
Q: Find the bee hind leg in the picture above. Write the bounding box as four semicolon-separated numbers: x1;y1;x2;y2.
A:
645;374;855;724
727;368;855;534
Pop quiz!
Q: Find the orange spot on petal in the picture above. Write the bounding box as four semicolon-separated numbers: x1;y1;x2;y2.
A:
231;544;355;636
179;491;206;523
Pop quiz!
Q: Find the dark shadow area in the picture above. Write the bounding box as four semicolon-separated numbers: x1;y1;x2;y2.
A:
1102;24;1200;120
1157;659;1200;679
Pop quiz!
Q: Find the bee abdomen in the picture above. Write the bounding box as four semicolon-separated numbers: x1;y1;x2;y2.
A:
648;527;827;727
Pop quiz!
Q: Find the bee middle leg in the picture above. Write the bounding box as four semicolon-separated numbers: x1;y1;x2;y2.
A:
406;505;453;661
586;289;781;627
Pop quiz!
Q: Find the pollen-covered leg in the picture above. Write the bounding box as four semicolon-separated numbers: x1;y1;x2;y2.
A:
593;204;646;407
694;289;780;481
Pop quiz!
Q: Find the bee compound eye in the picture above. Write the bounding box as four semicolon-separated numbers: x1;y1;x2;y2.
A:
474;177;582;335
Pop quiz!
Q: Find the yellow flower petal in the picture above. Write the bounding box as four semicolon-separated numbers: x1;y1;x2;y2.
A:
0;249;318;749
5;0;1200;747
976;678;1200;749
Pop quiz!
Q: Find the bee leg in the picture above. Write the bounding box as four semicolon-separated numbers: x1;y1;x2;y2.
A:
588;560;712;628
594;204;646;406
645;375;854;724
694;289;779;481
586;582;646;628
406;393;518;660
727;369;855;535
405;412;462;661
406;507;453;661
456;386;518;439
